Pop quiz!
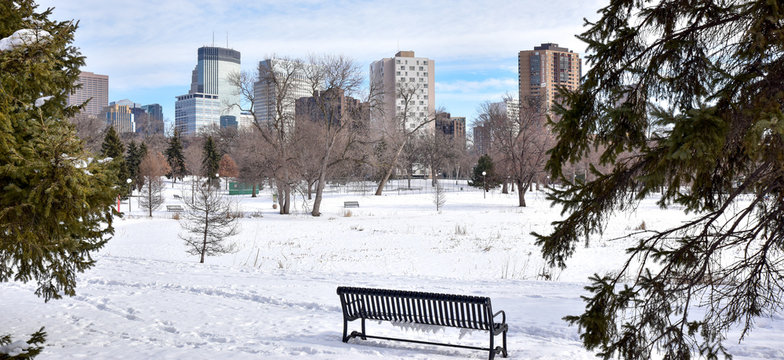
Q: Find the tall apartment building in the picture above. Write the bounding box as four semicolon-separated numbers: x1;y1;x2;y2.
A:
295;89;368;129
175;46;241;135
369;51;435;133
67;71;109;117
435;112;466;149
252;58;314;132
518;43;581;114
473;124;491;155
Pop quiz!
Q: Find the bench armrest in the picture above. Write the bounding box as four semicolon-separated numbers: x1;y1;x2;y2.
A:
493;310;506;324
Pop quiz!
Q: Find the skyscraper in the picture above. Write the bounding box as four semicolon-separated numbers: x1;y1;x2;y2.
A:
252;58;314;131
175;46;241;135
103;100;138;134
369;51;435;133
67;71;108;117
518;43;581;114
139;104;164;135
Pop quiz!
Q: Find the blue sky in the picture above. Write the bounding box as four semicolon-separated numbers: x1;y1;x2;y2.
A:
39;0;607;131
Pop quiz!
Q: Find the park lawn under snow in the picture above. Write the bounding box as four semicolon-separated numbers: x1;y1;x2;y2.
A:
2;179;783;359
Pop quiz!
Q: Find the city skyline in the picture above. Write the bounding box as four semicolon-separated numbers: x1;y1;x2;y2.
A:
39;0;606;130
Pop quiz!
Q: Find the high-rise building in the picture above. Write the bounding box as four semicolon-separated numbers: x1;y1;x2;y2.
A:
435;112;466;149
518;43;581;114
175;46;241;135
138;104;164;135
253;58;314;132
295;88;369;130
67;71;109;117
473;124;491;155
175;92;221;135
369;51;435;133
103;100;137;134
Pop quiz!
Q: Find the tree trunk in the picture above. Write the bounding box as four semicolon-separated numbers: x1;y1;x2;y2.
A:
312;142;335;217
200;209;209;263
307;180;313;200
516;179;527;207
147;177;153;217
502;181;508;194
252;183;257;198
376;140;408;195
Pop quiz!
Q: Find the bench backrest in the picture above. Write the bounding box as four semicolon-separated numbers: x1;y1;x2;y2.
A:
337;287;494;330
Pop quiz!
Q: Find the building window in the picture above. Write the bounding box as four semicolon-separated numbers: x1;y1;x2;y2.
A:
423;60;428;65
396;60;400;64
419;66;424;71
396;71;400;75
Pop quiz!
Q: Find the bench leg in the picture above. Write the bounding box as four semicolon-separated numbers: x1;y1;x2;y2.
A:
502;329;508;357
360;318;367;340
342;318;349;343
489;331;495;360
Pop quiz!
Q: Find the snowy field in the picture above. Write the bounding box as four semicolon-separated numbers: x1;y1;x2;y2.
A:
2;179;783;359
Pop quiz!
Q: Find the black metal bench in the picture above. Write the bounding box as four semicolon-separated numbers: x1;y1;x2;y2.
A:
337;286;508;359
344;201;359;208
166;205;184;212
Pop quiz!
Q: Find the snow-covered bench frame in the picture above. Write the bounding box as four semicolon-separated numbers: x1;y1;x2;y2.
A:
336;286;508;359
343;201;359;208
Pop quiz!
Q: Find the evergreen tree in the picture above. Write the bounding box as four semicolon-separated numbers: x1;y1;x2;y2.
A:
202;136;220;185
165;130;186;182
125;140;140;188
468;154;500;191
0;0;118;305
101;127;129;197
534;1;784;358
100;126;123;158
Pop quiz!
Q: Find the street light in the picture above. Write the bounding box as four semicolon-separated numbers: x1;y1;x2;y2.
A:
126;178;132;212
482;171;487;199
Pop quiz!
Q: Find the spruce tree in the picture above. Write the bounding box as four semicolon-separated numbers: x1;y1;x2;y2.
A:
468;154;500;190
534;1;784;358
165;130;186;182
100;126;123;158
0;0;118;304
101;127;129;197
202;136;220;185
125;140;140;188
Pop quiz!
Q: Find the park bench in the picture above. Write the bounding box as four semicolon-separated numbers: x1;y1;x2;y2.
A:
336;286;508;359
343;201;360;208
166;205;184;212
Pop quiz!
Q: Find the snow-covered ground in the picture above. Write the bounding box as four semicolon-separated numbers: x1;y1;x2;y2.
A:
2;179;783;359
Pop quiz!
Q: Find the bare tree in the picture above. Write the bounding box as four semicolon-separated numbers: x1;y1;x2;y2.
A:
69;113;107;154
232;128;268;197
302;55;366;216
374;81;437;195
480;95;551;206
179;183;239;263
227;58;306;214
419;121;459;187
138;151;171;216
433;182;446;211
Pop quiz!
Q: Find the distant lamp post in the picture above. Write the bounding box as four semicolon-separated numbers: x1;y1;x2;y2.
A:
482;171;487;199
126;178;132;212
215;173;220;190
